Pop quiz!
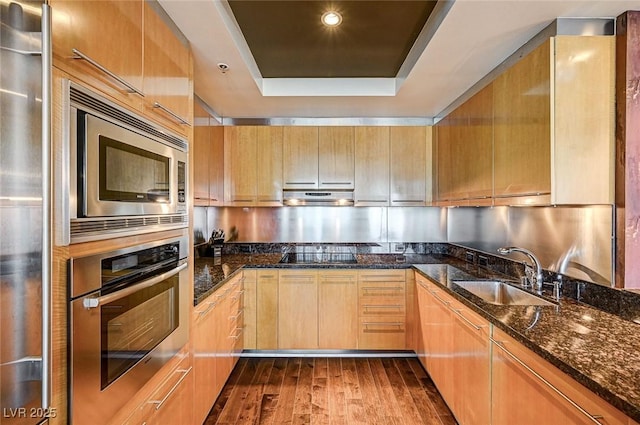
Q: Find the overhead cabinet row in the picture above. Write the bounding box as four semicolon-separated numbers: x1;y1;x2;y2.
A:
435;35;615;206
194;123;432;207
50;0;193;137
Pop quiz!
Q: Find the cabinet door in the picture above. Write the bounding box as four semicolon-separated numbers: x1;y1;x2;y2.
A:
493;39;551;200
423;286;454;402
283;126;319;189
51;0;143;110
224;126;257;204
142;2;192;136
243;270;257;349
449;298;490;425
257;270;279;349
193;100;211;206
209;125;225;206
144;356;194;425
436;84;493;203
318;271;358;349
278;270;318;349
193;298;217;425
492;328;628;425
390;126;430;205
354;126;390;205
256;127;284;205
318;126;354;189
415;278;430;370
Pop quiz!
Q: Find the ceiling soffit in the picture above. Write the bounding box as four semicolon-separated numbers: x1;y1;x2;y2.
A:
218;0;446;97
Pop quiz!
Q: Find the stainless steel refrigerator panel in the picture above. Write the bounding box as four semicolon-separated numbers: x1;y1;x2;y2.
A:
0;1;46;422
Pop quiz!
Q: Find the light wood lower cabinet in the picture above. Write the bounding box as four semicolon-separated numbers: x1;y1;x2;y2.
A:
278;270;318;349
243;270;257;349
192;273;244;425
256;270;279;349
357;270;407;349
491;327;628;425
318;270;358;349
415;273;490;425
119;350;193;425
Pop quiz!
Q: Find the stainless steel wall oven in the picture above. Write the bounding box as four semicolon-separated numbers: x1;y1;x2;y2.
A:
62;81;188;243
68;235;189;425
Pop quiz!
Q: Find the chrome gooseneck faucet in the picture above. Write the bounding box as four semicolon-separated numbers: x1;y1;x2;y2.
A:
497;246;544;292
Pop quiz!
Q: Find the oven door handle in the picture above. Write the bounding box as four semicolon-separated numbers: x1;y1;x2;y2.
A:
82;261;187;309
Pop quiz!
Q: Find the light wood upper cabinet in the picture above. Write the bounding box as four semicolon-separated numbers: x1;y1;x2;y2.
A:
390;126;432;206
493;39;552;201
436;83;493;203
224;126;258;204
354;127;390;205
142;2;192;136
492;327;628;425
224;126;283;205
193;100;212;206
318;270;358;349
318;127;355;189
283;126;319;189
51;0;144;110
493;36;614;205
256;127;284;204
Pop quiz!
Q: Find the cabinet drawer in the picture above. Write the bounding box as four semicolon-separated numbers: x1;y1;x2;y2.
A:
359;302;406;316
358;282;405;299
358;270;406;282
358;316;406;350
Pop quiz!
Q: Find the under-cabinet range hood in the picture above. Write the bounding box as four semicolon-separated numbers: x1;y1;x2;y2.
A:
283;190;354;206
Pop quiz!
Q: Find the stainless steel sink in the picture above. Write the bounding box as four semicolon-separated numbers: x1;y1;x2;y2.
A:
453;280;555;306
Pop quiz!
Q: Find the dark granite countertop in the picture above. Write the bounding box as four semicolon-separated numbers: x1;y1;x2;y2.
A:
193;253;640;422
413;264;640;423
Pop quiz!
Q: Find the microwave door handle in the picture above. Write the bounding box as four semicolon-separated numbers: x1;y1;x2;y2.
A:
82;261;187;309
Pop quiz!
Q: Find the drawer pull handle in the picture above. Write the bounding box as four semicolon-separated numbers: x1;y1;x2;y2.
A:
231;289;245;301
363;304;403;309
491;339;603;424
72;48;144;97
148;366;192;411
450;308;484;331
198;301;217;318
153;101;189;125
229;327;244;340
229;309;244;321
362;286;403;291
362;322;403;326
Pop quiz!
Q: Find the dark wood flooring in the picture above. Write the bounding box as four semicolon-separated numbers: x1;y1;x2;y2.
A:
204;357;457;425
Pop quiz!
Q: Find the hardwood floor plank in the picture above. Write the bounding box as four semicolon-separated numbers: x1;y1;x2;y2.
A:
216;359;259;425
394;358;444;424
341;358;361;400
368;358;404;425
353;359;385;425
236;358;275;425
270;358;302;425
258;357;289;425
381;358;424;425
311;358;330;425
206;357;458;425
204;358;248;424
293;359;315;416
327;358;347;425
407;358;456;419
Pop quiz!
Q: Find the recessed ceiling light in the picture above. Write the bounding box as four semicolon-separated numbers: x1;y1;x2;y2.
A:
321;11;342;27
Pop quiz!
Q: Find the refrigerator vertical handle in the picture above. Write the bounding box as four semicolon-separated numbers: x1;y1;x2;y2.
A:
41;2;51;411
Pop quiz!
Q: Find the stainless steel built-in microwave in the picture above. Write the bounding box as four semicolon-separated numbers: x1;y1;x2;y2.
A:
64;82;188;243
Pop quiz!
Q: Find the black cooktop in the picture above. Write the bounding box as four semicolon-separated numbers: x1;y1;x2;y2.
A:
279;245;357;264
